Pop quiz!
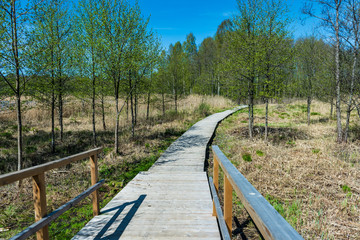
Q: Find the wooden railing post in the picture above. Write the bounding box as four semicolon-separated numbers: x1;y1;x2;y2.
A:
90;154;100;216
224;175;233;234
32;173;49;240
212;154;219;216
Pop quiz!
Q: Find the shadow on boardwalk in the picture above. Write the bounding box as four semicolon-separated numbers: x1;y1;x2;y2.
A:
94;195;146;240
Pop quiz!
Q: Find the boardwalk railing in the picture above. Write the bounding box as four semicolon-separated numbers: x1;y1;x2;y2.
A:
0;147;104;240
210;145;303;240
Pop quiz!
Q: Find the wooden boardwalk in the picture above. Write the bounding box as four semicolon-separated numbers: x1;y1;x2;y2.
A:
73;107;244;240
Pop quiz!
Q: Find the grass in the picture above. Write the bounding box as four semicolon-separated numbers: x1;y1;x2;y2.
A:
0;94;235;239
242;153;252;162
209;100;360;239
255;150;264;157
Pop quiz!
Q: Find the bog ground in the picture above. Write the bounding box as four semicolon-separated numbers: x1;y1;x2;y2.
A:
210;100;360;239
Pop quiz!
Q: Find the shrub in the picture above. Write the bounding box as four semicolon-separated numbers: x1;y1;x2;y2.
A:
242;153;252;162
256;150;264;156
341;184;351;193
197;102;211;117
312;149;320;154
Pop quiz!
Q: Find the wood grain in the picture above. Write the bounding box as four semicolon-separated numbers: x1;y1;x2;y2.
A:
0;147;102;186
90;154;99;216
32;173;48;240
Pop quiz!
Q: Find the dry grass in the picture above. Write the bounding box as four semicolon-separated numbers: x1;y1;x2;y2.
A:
211;100;360;240
0;94;234;171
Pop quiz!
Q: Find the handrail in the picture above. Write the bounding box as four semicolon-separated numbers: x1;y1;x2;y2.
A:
208;177;231;240
10;180;104;240
0;147;103;240
0;147;103;186
211;145;303;240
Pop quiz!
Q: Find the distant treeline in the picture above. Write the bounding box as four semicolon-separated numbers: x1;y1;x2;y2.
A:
157;0;360;143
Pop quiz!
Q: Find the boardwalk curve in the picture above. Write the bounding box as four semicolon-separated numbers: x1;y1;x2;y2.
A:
73;106;245;240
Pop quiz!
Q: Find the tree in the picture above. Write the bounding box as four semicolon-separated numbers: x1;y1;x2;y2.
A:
215;19;234;97
295;37;321;126
168;42;185;112
76;0;102;146
225;0;266;138
183;33;198;94
303;0;344;142
154;50;169;117
198;37;217;95
0;0;34;170
343;0;359;142
98;0;152;151
260;0;292;140
29;0;70;153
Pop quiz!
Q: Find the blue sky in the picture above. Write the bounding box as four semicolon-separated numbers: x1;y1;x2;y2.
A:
138;0;322;49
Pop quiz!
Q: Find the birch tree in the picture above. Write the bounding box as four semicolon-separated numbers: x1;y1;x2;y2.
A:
303;0;344;142
0;0;33;170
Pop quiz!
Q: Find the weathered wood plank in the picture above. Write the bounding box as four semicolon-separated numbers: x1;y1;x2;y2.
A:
0;147;102;186
209;177;231;240
32;173;48;240
10;180;104;240
224;175;233;234
90;154;99;216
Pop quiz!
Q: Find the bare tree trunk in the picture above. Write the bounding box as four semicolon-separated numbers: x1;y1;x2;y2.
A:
114;72;121;153
16;94;22;171
162;92;165;117
344;50;357;142
335;2;342;143
356;102;360;119
307;96;311;126
129;72;135;138
126;98;129;121
11;0;22;170
330;97;334;119
174;88;178;113
146;90;150;120
91;51;97;146
114;95;119;153
265;98;269;141
50;47;56;153
51;74;55;153
131;92;135;138
58;86;63;142
248;81;254;139
101;95;106;131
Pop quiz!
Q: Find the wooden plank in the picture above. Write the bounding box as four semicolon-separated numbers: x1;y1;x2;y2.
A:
149;165;204;172
209;177;231;240
32;173;48;240
213;154;220;217
90;154;99;216
0;147;102;186
11;180;104;240
212;145;303;240
133;172;207;181
224;175;233;234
